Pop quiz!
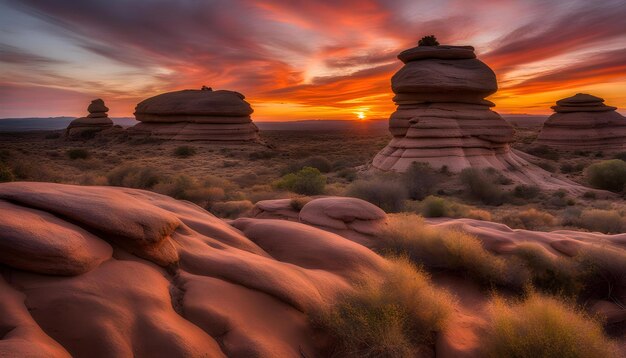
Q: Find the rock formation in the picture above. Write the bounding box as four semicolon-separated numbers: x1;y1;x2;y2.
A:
65;99;113;138
0;182;385;357
129;87;260;141
1;183;625;356
535;93;626;151
370;42;600;192
373;44;517;172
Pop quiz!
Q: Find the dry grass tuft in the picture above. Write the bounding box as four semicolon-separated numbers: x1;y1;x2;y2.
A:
311;256;455;358
379;214;526;288
483;293;618;358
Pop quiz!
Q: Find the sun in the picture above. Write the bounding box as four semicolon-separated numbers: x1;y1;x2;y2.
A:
356;112;365;120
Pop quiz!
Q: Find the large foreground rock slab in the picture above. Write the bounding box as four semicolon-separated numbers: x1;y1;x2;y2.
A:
0;182;387;357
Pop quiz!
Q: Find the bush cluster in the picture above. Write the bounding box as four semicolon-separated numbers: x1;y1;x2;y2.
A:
275;167;326;195
586;159;626;192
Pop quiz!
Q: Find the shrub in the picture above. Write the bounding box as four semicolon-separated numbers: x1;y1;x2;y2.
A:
310;257;454;357
173;145;196;158
347;178;407;212
337;167;357;181
501;208;556;230
526;145;560;161
289;197;312;211
107;165;161;189
576;245;626;299
482;294;617;358
66;148;90;160
513;185;540;199
379;214;526;288
459;168;505;205
0;164;15;183
419;196;448;217
403;162;436;200
301;156;332;173
613;151;626;162
275;167;326;195
586;159;626;192
209;200;253;219
418;35;439;46
577;209;624;234
511;243;580;296
248;150;275;160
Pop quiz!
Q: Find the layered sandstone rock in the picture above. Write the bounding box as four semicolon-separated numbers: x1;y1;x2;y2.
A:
373;45;516;172
130;87;260;141
0;182;385;357
535;93;626;151
371;43;598;192
65;99;113;138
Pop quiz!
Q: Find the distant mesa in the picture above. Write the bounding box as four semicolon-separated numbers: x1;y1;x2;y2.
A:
129;86;260;142
65;99;113;138
372;39;589;191
535;93;626;151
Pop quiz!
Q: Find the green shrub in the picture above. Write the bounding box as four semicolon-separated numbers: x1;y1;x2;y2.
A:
107;165;161;189
173;145;196;158
513;185;540;199
482;294;618;358
0;164;15;182
301;156;332;173
577;209;624;234
209;200;253;218
586;159;626;192
460;168;505;205
347;178;407;212
379;214;526;288
420;196;448;217
275;167;326;195
310;257;454;357
403;162;436;200
66;148;90;160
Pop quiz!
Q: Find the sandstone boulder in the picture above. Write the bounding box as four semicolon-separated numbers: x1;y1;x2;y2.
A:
130;87;260;142
65;99;113;139
535;93;626;151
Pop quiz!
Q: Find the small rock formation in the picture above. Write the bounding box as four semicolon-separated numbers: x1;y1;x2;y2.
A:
535;93;626;151
129;87;260;141
373;44;516;172
65;99;113;138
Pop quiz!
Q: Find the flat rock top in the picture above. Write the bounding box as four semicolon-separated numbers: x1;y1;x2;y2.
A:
552;93;617;113
398;45;476;63
556;93;604;105
135;89;253;117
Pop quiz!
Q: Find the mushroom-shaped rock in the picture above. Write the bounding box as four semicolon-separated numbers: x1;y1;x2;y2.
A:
65;99;113;139
535;93;626;151
299;197;387;235
130;88;260;142
371;41;590;191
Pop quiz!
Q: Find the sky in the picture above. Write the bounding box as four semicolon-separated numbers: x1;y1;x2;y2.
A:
0;0;625;121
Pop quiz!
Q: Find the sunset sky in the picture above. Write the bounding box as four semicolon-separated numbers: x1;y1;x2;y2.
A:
1;0;625;120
